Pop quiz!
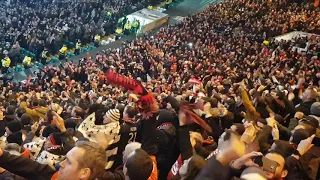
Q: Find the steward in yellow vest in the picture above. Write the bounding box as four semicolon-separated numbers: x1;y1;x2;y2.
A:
23;56;32;66
59;45;67;54
1;56;10;73
59;45;67;60
41;49;49;64
116;28;123;35
94;35;101;47
124;22;131;35
132;20;139;33
1;57;10;67
94;35;101;42
124;23;131;30
75;40;81;55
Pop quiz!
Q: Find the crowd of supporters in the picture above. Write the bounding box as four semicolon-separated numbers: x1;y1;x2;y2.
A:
0;0;319;180
0;0;162;66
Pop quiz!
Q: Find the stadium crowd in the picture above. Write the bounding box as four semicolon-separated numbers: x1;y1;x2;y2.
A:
0;0;161;66
0;0;319;180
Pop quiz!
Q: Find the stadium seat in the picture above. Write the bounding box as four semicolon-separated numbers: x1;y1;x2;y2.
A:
15;65;25;72
49;57;60;64
35;62;44;67
87;45;96;51
66;52;75;58
7;67;14;73
80;48;88;54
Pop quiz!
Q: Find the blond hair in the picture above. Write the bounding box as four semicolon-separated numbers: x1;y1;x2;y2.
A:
76;141;106;179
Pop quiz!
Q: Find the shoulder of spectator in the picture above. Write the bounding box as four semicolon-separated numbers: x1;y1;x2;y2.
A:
0;151;55;179
99;170;125;180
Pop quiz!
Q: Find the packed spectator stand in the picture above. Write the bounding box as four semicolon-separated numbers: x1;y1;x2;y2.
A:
0;0;319;180
0;0;167;72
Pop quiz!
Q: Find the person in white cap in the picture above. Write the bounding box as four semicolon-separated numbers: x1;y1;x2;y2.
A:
78;109;121;169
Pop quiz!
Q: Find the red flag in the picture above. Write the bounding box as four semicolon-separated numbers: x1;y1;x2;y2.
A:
105;71;147;95
105;71;157;115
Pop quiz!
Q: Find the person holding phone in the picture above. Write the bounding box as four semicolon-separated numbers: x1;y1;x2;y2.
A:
229;135;315;180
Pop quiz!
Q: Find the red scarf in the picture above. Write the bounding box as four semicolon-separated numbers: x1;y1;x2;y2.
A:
167;155;183;180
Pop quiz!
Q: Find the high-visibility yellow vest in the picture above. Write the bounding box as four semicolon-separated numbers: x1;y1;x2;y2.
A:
107;11;112;16
59;46;67;54
124;23;131;30
94;35;101;41
76;42;81;49
132;21;138;28
1;57;10;67
116;28;123;35
23;56;32;65
148;5;153;10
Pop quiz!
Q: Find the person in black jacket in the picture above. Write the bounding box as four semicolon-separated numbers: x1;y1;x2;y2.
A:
123;111;159;180
110;105;140;170
121;86;159;180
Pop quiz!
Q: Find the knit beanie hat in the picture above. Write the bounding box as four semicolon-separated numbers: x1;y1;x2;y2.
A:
310;102;320;116
105;109;120;122
42;125;56;138
7;120;22;133
49;132;62;146
7;131;23;145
